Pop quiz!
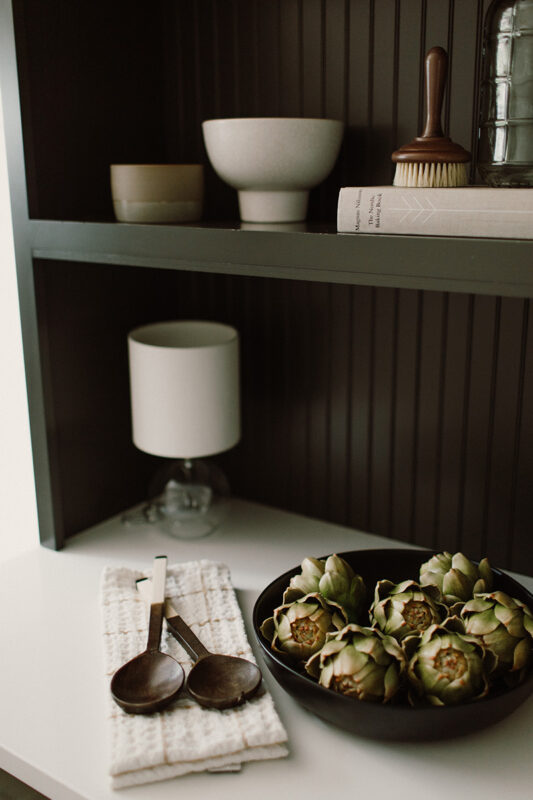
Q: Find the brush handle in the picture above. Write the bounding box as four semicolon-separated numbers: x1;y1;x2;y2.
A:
421;46;447;139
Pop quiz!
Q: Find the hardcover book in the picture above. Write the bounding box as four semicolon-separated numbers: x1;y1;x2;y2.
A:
337;186;533;239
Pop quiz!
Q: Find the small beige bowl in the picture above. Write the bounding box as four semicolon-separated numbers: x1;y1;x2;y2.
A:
110;164;204;223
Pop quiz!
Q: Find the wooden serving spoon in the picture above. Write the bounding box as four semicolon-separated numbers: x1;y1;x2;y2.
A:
111;556;184;714
136;577;262;710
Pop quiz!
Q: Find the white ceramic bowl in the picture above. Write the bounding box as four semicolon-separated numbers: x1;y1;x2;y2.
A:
110;164;204;223
202;117;344;222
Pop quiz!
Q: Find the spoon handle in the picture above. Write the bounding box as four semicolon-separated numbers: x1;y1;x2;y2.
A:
146;555;167;653
136;573;210;660
165;612;211;662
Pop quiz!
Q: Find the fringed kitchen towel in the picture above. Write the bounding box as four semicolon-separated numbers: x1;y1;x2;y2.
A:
100;559;288;789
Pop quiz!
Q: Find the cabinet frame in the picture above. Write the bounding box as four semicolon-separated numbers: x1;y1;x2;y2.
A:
2;0;533;567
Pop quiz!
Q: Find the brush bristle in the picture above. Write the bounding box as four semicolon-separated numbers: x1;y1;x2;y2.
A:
393;161;468;187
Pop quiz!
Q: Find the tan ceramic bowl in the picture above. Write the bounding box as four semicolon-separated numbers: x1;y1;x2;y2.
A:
110;164;204;223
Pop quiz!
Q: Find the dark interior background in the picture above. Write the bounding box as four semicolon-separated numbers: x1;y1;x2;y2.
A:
14;0;491;222
34;259;533;573
11;1;533;573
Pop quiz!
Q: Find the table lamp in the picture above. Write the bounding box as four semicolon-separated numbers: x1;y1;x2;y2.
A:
124;320;240;539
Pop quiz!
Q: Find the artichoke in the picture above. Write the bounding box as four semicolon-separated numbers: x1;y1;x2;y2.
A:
405;621;491;706
305;623;405;703
460;591;533;683
282;557;325;603
419;551;492;604
370;579;447;641
318;554;366;622
283;554;365;622
260;592;348;665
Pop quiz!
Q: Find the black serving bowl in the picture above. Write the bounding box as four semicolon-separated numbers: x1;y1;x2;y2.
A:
252;548;533;741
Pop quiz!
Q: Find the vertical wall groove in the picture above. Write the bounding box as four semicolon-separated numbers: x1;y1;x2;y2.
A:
366;287;376;530
507;300;530;565
444;0;455;133
469;0;486;178
432;293;449;548
456;294;475;552
297;0;304;116
325;283;333;518
510;300;533;570
417;0;428;136
409;291;423;543
320;0;326;117
481;297;501;555
343;0;351;124
343;286;355;525
387;288;399;536
193;2;202;131
232;0;240;115
391;0;401;150
211;0;221;117
367;0;375;131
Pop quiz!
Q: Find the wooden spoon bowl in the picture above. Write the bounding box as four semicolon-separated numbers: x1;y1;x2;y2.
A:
111;556;185;714
186;652;262;710
111;651;184;714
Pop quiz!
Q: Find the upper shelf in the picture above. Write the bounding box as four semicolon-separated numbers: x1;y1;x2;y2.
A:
30;219;533;298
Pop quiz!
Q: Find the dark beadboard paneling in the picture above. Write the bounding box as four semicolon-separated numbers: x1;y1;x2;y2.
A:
435;292;471;553
15;0;491;220
512;302;533;569
36;261;533;573
17;2;531;572
179;0;488;199
184;271;532;573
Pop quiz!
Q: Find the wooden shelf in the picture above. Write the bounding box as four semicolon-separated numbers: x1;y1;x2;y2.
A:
30;219;533;298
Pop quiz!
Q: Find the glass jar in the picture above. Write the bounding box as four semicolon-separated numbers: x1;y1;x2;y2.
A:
477;0;533;186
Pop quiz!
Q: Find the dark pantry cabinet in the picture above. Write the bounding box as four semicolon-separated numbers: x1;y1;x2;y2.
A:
2;0;532;573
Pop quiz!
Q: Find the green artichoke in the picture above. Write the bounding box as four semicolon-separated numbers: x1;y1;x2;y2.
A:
260;592;348;665
405;621;491;706
305;623;405;703
460;591;533;683
419;551;492;604
282;557;325;603
318;554;365;622
370;579;447;641
283;554;365;622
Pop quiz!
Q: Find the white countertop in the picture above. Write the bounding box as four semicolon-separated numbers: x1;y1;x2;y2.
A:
1;499;532;800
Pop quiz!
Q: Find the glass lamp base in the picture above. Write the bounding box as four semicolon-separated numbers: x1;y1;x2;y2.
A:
122;458;230;539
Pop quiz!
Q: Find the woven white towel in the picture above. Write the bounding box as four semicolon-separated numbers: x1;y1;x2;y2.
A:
100;559;289;789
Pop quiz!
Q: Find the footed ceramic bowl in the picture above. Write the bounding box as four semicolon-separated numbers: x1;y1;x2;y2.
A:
202;117;344;222
253;548;533;742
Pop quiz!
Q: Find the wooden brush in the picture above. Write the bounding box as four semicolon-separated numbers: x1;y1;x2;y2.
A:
392;46;470;187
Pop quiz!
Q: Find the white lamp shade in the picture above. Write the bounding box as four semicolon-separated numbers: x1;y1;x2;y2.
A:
128;321;240;459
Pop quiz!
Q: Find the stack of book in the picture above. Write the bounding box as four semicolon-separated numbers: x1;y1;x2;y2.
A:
336;186;533;239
